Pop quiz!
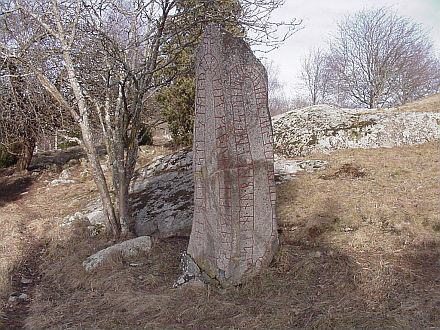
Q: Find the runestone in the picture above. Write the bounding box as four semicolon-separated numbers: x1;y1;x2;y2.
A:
187;24;278;286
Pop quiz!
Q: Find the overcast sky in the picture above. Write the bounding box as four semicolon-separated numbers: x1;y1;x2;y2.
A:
262;0;440;97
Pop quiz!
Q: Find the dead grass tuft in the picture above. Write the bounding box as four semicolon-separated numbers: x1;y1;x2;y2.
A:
319;163;366;180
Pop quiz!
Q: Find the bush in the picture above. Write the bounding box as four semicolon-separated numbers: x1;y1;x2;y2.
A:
57;130;81;150
58;140;79;150
0;145;17;168
157;77;195;147
138;125;153;146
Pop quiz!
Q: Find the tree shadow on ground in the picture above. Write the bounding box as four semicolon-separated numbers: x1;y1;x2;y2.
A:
0;205;45;329
0;175;34;207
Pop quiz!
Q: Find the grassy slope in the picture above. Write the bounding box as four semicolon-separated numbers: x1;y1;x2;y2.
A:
0;95;439;328
392;93;440;113
13;141;437;329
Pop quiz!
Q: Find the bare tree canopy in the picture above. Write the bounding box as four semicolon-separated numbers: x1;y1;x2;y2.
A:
300;47;330;106
327;7;440;108
0;0;300;237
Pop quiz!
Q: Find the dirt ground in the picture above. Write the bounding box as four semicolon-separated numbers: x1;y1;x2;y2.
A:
0;139;439;328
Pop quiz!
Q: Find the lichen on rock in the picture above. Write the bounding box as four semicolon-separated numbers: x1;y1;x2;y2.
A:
272;105;440;157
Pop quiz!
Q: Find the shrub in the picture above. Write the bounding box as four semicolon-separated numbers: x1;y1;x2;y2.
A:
157;77;195;147
0;145;17;168
138;125;153;146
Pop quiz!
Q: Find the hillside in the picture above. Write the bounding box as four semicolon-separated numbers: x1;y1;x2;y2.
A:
394;93;440;113
0;96;439;328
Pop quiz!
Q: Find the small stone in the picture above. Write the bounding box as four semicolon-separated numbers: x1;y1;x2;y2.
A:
344;227;354;232
315;251;322;258
68;158;80;166
21;277;32;284
392;223;404;232
59;169;71;180
8;295;17;303
18;293;29;301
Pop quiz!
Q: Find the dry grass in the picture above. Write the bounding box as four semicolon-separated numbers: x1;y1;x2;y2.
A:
1;140;440;328
0;165;102;326
391;93;440;113
0;145;171;327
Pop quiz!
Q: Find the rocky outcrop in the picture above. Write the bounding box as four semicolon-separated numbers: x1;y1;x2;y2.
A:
272;105;440;157
131;151;194;238
64;150;326;238
131;151;326;238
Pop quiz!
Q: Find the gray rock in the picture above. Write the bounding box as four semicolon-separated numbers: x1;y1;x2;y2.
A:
9;293;30;303
66;149;326;238
130;151;194;238
49;178;76;186
68;158;80;166
49;168;75;186
83;200;107;225
61;209;107;238
274;156;327;182
18;293;29;301
272;104;440;157
83;236;153;272
20;277;32;285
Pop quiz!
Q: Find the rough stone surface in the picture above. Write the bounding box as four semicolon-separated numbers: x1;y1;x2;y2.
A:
49;169;76;186
64;150;326;238
185;24;278;286
272;104;440;157
8;293;29;303
62;201;106;227
274;155;327;183
130;150;194;238
131;151;326;237
83;236;153;272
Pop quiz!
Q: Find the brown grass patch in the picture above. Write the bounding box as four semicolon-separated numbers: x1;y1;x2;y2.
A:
392;93;440;113
0;144;173;327
2;142;440;328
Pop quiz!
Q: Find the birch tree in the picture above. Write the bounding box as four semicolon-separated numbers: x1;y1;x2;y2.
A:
329;7;439;108
300;48;330;105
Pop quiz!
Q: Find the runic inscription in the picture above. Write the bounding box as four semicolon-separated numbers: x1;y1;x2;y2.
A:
187;24;278;286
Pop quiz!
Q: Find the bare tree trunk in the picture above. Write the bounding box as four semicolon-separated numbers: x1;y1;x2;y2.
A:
369;91;378;109
16;139;35;171
81;126;121;237
118;175;132;235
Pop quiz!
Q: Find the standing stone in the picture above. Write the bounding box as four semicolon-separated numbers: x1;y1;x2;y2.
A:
186;24;278;286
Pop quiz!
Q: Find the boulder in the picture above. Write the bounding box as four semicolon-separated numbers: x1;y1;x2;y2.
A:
272;104;440;157
83;236;153;272
49;168;76;186
64;150;326;238
130;151;194;238
131;151;326;238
